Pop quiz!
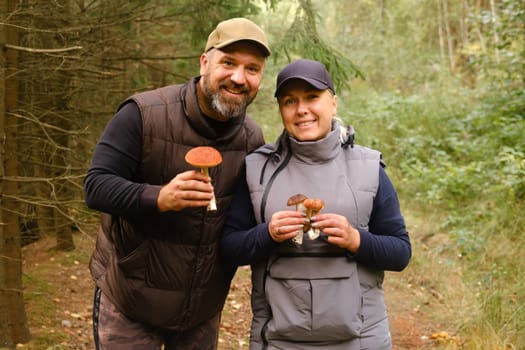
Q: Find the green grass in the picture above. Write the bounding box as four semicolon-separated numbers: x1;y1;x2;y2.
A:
22;271;70;349
20;233;95;350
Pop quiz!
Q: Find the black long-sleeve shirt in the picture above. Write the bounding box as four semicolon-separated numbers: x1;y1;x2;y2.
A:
84;102;158;218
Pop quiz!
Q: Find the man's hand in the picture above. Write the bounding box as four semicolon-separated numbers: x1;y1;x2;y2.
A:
157;170;214;212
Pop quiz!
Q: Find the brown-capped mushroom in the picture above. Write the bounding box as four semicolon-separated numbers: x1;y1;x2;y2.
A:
303;198;325;239
185;146;223;211
287;193;308;210
287;193;308;244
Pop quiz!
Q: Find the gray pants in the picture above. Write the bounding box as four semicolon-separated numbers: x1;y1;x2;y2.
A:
93;288;220;350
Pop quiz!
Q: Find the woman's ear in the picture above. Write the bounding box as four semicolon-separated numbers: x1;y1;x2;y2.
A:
331;94;338;115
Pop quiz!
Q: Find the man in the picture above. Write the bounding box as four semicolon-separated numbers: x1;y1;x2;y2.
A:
84;17;270;350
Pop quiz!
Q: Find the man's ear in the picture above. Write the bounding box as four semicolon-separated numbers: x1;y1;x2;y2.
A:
199;52;209;76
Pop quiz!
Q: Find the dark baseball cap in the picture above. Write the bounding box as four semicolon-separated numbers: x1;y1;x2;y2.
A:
274;59;335;97
205;18;271;57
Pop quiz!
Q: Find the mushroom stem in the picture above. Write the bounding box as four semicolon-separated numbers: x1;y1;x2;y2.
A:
307;209;322;239
292;202;306;245
200;167;216;211
303;207;313;233
287;194;308;245
303;198;324;240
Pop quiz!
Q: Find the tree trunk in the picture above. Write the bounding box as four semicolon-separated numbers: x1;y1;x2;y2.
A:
51;0;76;251
379;0;386;34
459;0;469;48
441;0;456;72
437;0;446;65
474;0;488;53
53;130;75;251
489;0;500;62
1;0;30;344
23;0;76;250
0;0;17;345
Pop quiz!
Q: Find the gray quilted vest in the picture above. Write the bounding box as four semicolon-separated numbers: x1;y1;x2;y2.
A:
245;121;391;350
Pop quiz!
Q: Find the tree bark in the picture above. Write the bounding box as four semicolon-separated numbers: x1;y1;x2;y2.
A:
23;0;76;250
0;0;16;345
1;0;30;344
437;0;446;65
51;0;76;251
441;0;456;72
489;0;500;62
475;0;487;53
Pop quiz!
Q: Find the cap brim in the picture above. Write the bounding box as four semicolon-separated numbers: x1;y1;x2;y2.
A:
274;76;329;97
213;39;271;57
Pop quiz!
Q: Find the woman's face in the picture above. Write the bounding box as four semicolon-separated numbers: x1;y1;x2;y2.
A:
277;79;337;142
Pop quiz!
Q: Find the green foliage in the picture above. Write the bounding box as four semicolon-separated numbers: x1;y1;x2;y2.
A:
268;0;364;93
314;0;446;93
474;0;525;89
345;74;524;349
178;0;265;50
339;0;524;336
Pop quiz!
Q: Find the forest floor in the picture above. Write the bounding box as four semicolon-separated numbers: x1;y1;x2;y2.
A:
17;221;458;350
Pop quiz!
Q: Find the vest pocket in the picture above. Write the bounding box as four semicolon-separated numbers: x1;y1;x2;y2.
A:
116;239;149;279
264;256;362;342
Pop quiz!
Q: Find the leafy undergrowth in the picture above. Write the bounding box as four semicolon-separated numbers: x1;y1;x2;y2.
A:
18;217;454;350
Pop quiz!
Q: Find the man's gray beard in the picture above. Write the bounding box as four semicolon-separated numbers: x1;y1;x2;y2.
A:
209;92;248;119
202;74;253;120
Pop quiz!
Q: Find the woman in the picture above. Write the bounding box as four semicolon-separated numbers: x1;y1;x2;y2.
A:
221;59;411;349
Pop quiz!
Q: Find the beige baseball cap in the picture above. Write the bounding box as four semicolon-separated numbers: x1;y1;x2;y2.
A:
205;18;271;57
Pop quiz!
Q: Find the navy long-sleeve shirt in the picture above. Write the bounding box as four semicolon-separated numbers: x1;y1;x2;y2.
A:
221;166;411;272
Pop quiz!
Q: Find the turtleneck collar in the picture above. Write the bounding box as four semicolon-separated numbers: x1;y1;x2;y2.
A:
183;76;246;142
286;119;343;164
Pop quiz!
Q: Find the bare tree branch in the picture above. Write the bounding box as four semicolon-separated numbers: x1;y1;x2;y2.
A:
4;44;82;53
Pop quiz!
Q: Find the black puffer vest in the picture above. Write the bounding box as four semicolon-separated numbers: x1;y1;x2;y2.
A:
89;77;264;330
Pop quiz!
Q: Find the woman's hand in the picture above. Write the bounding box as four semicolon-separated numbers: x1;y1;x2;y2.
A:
268;210;307;243
311;213;361;253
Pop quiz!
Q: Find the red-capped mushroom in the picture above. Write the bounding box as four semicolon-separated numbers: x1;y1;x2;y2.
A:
185;146;223;211
303;198;325;239
287;194;308;244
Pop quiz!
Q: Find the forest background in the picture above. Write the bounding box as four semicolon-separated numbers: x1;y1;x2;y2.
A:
1;0;523;349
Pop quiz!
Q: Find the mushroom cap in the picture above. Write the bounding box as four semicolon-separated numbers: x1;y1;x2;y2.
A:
287;193;308;206
185;146;223;167
303;198;324;211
